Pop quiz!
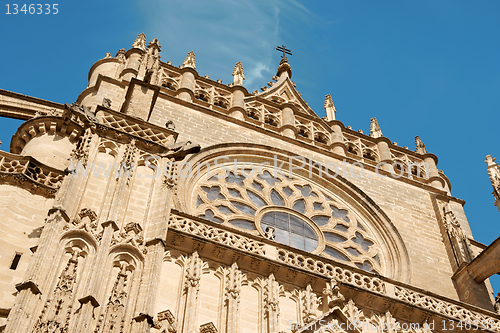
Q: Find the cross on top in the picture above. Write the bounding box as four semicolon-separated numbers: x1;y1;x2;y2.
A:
276;45;292;59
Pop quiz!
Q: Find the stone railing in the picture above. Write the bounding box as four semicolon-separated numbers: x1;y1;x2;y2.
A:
395;286;499;330
168;214;266;256
277;249;386;294
0;151;65;197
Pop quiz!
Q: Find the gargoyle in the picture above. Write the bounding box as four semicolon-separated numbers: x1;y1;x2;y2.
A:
64;103;98;124
159;141;201;160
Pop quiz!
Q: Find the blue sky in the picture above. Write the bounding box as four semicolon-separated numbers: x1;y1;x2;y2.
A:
1;1;500;290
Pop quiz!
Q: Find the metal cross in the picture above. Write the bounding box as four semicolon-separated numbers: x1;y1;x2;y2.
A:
276;45;292;59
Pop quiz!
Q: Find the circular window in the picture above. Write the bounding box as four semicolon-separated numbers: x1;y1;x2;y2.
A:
260;211;318;252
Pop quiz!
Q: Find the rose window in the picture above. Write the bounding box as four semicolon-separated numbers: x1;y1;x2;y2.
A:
192;166;382;273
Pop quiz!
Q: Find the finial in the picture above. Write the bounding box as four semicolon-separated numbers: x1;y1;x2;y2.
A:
232;62;245;86
324;94;336;121
132;33;147;51
370;118;382;138
147;38;161;55
104;52;112;58
415;136;427;154
486;155;497;167
275;46;292;78
182;51;196;69
115;48;126;62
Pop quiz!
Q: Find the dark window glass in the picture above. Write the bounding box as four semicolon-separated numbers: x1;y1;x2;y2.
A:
334;224;349;232
10;253;21;270
330;205;350;223
252;181;264;192
270;189;285;206
199;210;223;224
355;260;373;272
346;247;362;257
229;219;256;230
352;232;373;251
247;190;266;207
282;186;294;197
324;232;347;243
225;172;245;186
201;186;225;201
292;199;306;214
258;170;281;186
324;246;350;262
231;202;256;216
311;216;330;226
313;202;323;210
228;188;242;198
217;205;233;215
260;211;318;252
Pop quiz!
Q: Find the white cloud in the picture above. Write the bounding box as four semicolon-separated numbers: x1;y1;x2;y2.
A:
135;0;313;91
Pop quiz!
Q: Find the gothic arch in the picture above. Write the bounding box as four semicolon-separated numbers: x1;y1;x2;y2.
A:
59;230;99;251
176;143;411;283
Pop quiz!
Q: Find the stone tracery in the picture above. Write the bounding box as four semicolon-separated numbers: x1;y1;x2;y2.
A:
192;165;382;274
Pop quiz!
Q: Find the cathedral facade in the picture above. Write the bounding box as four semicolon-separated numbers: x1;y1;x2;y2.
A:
0;33;499;333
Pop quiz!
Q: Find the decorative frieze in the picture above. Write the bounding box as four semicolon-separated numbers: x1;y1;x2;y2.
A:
395;285;499;329
277;249;385;294
168;214;266;256
63;208;101;241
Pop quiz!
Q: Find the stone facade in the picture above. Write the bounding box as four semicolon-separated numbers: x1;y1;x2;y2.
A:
0;33;499;332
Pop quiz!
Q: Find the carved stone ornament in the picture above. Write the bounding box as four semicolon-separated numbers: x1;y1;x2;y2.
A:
182;51;196;69
370;117;383;138
132;33;147;51
232;62;245;86
415;136;427;154
111;222;147;254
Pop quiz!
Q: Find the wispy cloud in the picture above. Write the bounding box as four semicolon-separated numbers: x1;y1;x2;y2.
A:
135;0;314;91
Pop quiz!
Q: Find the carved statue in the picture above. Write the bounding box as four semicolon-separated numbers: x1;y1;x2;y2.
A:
415;136;427;154
494;293;500;314
232;62;245;86
182;51;196;69
323;278;344;308
144;68;154;83
265;226;276;241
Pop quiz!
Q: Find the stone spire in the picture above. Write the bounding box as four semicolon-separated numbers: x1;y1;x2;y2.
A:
369;117;382;138
324;94;336;121
182;51;196;69
131;33;147;51
147;38;162;56
232;62;245;86
486;155;500;212
415;136;427;154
